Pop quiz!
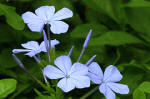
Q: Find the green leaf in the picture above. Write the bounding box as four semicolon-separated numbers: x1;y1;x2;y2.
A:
33;0;73;10
81;0;101;12
133;89;146;99
124;0;150;7
139;82;150;93
0;3;25;30
0;79;17;98
82;0;127;24
89;31;143;46
125;6;150;41
71;23;108;38
22;31;42;40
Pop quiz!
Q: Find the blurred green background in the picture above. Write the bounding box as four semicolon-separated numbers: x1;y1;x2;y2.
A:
1;0;150;99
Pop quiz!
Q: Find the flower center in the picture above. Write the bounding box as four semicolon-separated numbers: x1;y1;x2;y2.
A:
65;75;70;78
102;80;105;83
45;19;51;24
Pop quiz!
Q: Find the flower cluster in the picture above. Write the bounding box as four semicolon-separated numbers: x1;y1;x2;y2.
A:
12;6;129;99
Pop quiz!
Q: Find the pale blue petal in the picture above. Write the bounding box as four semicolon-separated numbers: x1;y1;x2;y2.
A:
40;39;59;52
70;76;90;88
35;6;55;21
57;78;75;92
39;41;47;52
69;62;88;76
88;72;102;84
52;8;73;21
24;51;37;57
21;41;40;50
51;39;60;48
49;21;69;34
12;49;31;53
99;83;116;99
103;65;122;82
107;82;129;94
22;12;44;32
22;12;39;23
88;62;103;84
54;56;72;74
43;65;65;79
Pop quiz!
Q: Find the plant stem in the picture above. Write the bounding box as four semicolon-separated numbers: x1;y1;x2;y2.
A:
46;24;51;62
80;86;99;99
22;67;50;92
113;48;120;65
77;48;85;62
37;62;51;88
47;24;51;50
68;45;75;56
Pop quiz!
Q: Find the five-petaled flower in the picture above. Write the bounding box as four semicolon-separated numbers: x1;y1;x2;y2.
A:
88;62;129;99
43;56;90;92
12;39;59;57
22;6;73;34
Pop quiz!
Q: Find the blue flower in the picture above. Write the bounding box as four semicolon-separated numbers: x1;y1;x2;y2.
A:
43;56;90;92
12;40;59;57
22;6;73;34
88;62;129;99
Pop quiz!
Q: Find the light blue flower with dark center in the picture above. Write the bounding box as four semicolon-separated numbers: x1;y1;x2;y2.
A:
43;56;90;92
22;6;73;34
12;40;59;57
88;62;129;99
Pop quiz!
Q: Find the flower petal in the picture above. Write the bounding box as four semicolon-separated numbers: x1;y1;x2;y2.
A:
35;6;55;21
43;65;65;79
57;78;75;92
24;50;37;57
99;83;116;99
107;82;129;94
40;39;60;52
69;62;88;76
51;39;60;48
71;76;90;88
103;65;122;82
88;62;103;84
54;56;72;74
49;21;69;34
52;8;73;20
21;41;40;50
22;12;44;32
12;49;31;53
39;41;48;52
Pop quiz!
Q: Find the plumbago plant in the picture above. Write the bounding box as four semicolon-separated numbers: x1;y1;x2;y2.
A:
12;6;129;99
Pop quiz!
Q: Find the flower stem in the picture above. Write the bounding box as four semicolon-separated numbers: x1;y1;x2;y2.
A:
33;55;40;63
77;48;85;62
22;66;50;92
68;45;75;56
113;48;120;65
80;86;99;99
86;55;96;66
46;24;52;62
47;24;51;50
